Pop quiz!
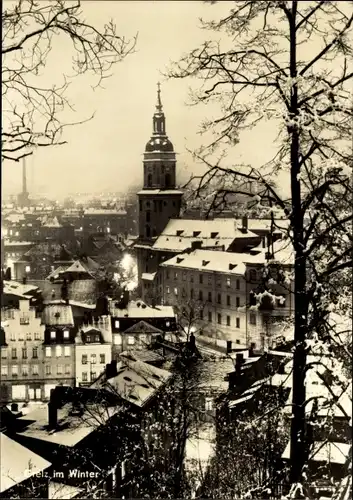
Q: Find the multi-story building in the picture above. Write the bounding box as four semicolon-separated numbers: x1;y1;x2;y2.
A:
41;303;76;398
0;299;45;402
109;299;177;358
82;207;127;237
160;240;294;351
75;316;112;386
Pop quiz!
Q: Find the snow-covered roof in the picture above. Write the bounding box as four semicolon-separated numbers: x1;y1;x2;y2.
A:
17;404;120;447
141;272;157;281
282;440;351;465
153;218;260;252
84;209;126;215
42;304;74;326
137;189;183;196
243;239;294;266
94;359;172;408
49;481;83;500
0;433;51;493
110;301;175;319
161;249;266;275
3;280;38;297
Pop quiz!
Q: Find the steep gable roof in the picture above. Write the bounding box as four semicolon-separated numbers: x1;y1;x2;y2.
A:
123;320;164;335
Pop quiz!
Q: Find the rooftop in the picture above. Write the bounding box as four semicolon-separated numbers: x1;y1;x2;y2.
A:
41;304;74;327
93;359;172;408
152;218;259;252
123;320;164;335
17;402;120;447
110;300;175;319
3;280;39;298
0;432;51;493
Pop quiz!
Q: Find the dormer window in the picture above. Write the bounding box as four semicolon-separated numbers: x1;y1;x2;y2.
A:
63;329;69;339
176;230;183;236
115;320;120;329
193;231;201;237
50;330;56;339
210;232;218;238
86;335;91;343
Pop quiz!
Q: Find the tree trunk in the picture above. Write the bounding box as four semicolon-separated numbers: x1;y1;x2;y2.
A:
288;0;308;486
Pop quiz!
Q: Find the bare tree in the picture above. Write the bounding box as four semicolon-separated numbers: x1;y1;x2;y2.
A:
2;0;137;162
168;0;353;490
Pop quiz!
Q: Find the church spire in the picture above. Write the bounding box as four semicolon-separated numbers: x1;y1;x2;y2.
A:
153;82;166;135
156;82;162;112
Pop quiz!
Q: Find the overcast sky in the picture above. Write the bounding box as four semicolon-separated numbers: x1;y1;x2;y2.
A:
2;0;280;199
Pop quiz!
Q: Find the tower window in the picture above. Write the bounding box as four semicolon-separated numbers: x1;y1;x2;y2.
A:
146;211;151;222
147;174;152;187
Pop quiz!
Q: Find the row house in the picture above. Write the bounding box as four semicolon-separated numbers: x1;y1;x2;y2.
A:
75;316;112;386
0;300;45;402
41;304;77;398
82;208;127;237
160;241;294;351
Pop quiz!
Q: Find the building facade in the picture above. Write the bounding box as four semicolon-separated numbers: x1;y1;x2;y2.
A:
0;300;45;402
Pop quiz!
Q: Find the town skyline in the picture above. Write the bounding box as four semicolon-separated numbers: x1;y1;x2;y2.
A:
2;0;282;200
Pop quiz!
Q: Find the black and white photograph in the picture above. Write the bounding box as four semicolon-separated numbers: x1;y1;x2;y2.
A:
1;1;352;499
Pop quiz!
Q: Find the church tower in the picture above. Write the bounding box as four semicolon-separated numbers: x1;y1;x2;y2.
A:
138;83;182;240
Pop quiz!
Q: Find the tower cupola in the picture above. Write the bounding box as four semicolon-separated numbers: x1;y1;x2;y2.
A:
145;83;174;153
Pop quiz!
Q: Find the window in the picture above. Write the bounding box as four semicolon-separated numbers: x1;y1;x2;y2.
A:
236;279;240;290
200;309;204;320
236;297;240;307
166;286;170;294
11;348;17;359
216;278;221;288
207;292;212;302
146;211;151;223
63;329;70;339
208;311;212;322
128;336;135;345
91;354;97;364
182;272;187;281
226;316;231;326
217;293;221;304
86;335;91;343
226;277;231;288
25;265;31;273
50;330;56;339
208;275;212;285
217;314;222;324
22;348;27;359
227;295;231;306
114;334;122;345
190;274;194;283
12;365;18;376
182;288;187;298
19;332;24;341
174;271;178;280
34;332;40;340
10;333;15;341
32;364;39;375
56;346;62;357
1;348;7;359
82;372;88;382
65;365;70;375
100;354;106;364
174;287;178;296
45;347;51;357
26;333;31;341
82;354;88;364
57;365;63;375
249;269;257;282
199;290;203;301
1;365;8;376
22;364;29;375
250;313;257;326
199;274;203;284
249;291;257;306
114;320;120;329
91;371;97;380
166;270;170;280
46;365;51;375
64;346;70;357
32;347;38;359
236;318;240;329
205;397;213;411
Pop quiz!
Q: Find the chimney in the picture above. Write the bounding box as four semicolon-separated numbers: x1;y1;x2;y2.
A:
241;215;248;234
48;401;57;430
106;360;118;380
235;352;245;378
